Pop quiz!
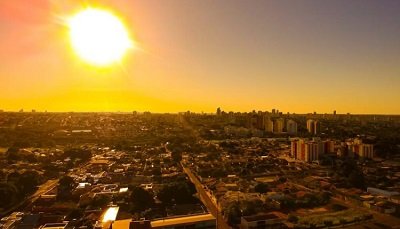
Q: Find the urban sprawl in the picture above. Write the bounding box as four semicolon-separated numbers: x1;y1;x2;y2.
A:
0;109;400;229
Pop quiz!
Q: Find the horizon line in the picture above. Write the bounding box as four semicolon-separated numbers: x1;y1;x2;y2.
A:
1;110;400;116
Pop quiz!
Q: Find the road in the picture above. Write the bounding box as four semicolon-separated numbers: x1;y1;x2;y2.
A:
174;116;231;229
182;163;231;229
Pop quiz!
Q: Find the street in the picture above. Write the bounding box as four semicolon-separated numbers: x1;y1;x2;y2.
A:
182;163;231;229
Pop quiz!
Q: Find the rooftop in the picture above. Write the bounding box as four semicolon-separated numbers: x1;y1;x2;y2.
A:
151;213;215;228
113;213;215;229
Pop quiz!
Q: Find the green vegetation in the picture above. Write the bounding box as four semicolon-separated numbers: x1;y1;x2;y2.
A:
130;186;154;213
57;176;75;200
288;214;299;223
296;209;369;226
0;170;41;208
334;159;366;189
254;182;270;193
157;180;197;205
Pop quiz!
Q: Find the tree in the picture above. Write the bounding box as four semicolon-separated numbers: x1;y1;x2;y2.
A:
19;170;40;195
151;167;162;176
157;185;174;205
58;176;75;200
0;183;19;207
316;191;331;204
324;220;333;227
130;186;154;212
6;150;21;162
43;164;60;179
254;183;269;193
6;172;21;184
157;181;196;205
174;181;196;204
288;214;298;223
225;202;242;226
348;170;365;189
281;196;295;209
171;151;182;163
91;195;111;209
67;208;84;220
242;200;262;216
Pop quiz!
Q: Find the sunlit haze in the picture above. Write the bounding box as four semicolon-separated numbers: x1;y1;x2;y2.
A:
0;0;399;114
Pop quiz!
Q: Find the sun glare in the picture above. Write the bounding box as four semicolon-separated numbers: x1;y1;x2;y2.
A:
68;8;133;66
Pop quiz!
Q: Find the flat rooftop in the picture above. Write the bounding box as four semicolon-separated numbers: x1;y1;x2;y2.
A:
151;213;215;228
113;213;215;229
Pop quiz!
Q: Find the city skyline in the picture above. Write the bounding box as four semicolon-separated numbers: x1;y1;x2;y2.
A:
1;0;400;114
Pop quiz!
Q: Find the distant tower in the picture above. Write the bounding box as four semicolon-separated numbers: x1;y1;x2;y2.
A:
307;119;315;134
333;110;337;115
216;107;221;115
286;119;298;134
313;121;320;135
307;119;320;135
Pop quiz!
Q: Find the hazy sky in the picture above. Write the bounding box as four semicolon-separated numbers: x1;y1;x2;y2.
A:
1;0;399;113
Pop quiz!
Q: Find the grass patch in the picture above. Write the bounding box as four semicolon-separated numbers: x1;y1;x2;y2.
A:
297;209;368;226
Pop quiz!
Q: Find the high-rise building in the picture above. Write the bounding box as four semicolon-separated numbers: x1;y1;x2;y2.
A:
264;116;274;132
307;119;315;134
291;138;323;162
306;119;320;135
292;138;307;161
290;139;298;158
314;121;320;135
359;144;374;159
323;140;335;154
347;142;356;158
305;141;319;162
248;114;258;129
256;115;265;129
346;139;374;159
286;119;298;134
273;118;284;133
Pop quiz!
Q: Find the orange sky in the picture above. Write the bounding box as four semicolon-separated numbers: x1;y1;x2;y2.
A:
1;0;399;114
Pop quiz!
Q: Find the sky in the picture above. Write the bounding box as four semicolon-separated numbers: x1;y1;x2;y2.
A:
0;0;399;114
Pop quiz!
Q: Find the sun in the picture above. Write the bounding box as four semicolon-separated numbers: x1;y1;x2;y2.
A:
67;8;133;66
